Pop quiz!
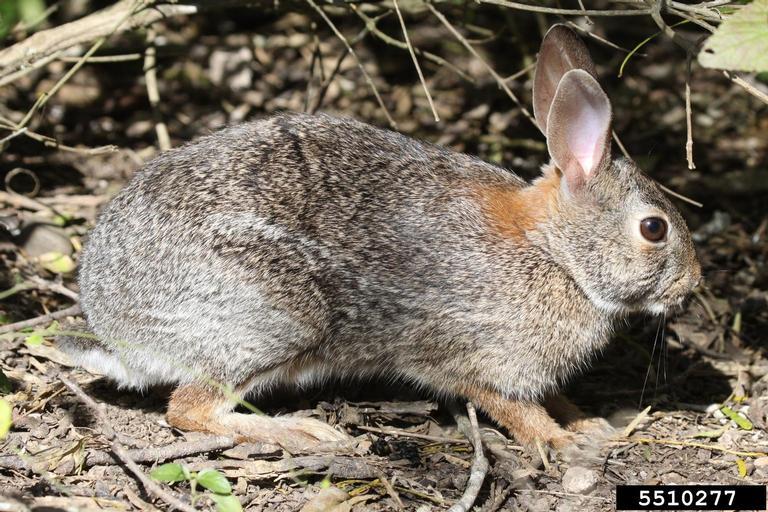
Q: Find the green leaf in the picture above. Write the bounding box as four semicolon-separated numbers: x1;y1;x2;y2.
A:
196;469;231;495
0;369;11;395
18;0;45;24
0;1;20;39
150;463;188;483
210;493;242;512
691;426;727;439
0;398;12;439
24;333;44;346
38;252;75;274
720;405;753;430
699;0;768;72
736;458;747;478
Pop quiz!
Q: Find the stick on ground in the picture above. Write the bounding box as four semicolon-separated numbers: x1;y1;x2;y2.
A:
448;401;489;512
58;375;198;512
0;305;82;335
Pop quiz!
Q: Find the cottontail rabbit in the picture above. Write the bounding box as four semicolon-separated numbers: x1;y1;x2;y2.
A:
59;25;700;453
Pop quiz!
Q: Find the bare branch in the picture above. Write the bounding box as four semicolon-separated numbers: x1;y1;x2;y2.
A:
59;376;198;512
0;1;198;82
447;402;489;512
393;0;439;122
305;0;397;127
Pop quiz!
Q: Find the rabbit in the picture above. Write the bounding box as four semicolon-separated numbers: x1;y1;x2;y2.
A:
58;24;700;454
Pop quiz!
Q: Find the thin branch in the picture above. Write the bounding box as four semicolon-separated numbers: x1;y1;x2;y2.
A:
305;0;396;128
649;0;698;54
352;7;472;83
658;183;703;208
0;305;82;335
0;0;198;81
685;55;695;170
357;425;470;444
724;72;768;106
475;0;651;16
144;28;171;151
59;376;198;512
426;3;536;128
393;0;439;122
447;402;488;512
59;53;144;63
309;29;361;114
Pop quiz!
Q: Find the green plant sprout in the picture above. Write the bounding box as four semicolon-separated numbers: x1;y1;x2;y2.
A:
150;463;242;512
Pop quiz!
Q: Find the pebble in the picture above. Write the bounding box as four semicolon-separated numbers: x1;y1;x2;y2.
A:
562;466;598;495
753;457;768;476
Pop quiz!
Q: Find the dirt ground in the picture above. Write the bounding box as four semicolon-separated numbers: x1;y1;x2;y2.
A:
1;6;768;511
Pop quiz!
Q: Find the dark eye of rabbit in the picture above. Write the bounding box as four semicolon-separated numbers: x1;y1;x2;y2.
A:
640;217;667;242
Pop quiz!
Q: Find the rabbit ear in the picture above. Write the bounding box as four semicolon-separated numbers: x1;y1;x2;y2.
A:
533;24;599;136
546;69;612;192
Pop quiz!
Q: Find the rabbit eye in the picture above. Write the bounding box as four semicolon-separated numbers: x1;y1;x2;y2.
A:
640;217;667;242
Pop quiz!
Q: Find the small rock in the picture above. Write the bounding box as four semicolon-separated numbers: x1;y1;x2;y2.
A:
561;466;598;495
556;499;580;512
18;223;72;258
524;496;551;512
661;472;685;485
753;457;768;476
300;487;349;512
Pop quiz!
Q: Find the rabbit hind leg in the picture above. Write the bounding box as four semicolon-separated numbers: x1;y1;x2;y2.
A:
166;384;351;452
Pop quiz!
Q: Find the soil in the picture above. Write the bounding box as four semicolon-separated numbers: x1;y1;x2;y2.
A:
1;7;767;512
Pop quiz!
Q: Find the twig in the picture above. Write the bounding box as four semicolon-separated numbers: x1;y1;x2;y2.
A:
667;6;717;32
393;0;439;122
629;436;768;458
0;435;236;471
0;278;78;301
685;55;695;170
0;127;27;146
426;3;536;128
447;402;488;512
475;0;651;16
658;183;703;208
305;0;396;128
59;53;144;63
309;25;371;114
352;7;472;83
357;425;469;444
28;277;80;301
59;375;198;512
0;305;82;335
0;190;56;213
84;435;236;467
649;0;698;54
0;0;198;81
144;28;171;152
15;37;107;132
724;71;768;106
0;118;117;155
377;472;404;510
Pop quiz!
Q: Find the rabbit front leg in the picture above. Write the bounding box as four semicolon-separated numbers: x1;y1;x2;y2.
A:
166;384;351;452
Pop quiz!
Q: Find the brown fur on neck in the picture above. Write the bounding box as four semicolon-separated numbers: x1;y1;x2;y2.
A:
476;165;562;241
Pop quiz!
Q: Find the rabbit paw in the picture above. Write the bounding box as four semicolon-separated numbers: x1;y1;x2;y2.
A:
567;417;616;439
224;414;354;453
557;421;614;465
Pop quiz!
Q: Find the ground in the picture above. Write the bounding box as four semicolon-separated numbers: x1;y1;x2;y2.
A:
1;6;767;511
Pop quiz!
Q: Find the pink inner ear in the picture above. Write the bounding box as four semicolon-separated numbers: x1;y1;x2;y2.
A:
545;69;612;189
567;104;609;175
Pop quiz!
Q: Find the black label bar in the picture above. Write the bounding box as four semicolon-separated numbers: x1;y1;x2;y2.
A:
616;485;766;510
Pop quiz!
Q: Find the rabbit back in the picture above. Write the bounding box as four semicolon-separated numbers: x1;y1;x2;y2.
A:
75;113;554;391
